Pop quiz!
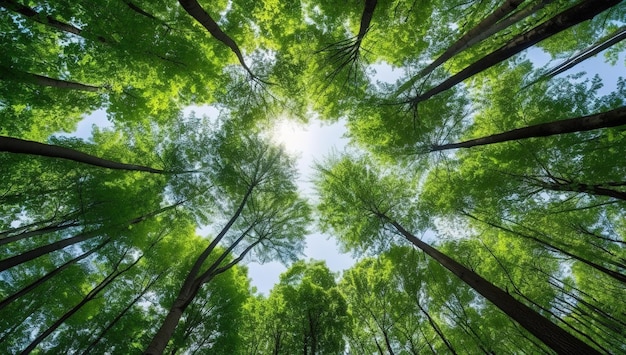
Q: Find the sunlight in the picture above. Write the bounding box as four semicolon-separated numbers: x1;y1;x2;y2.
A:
269;118;311;155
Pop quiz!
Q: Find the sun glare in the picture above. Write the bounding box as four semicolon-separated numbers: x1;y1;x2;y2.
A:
270;118;311;154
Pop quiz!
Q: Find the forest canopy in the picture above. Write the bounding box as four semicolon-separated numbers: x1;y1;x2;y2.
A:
1;0;625;353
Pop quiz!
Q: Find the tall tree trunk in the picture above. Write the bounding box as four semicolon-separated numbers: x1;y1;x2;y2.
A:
145;235;262;354
429;106;626;151
19;248;143;354
407;0;620;105
535;179;626;201
0;135;165;173
317;0;377;82
468;214;626;284
122;0;163;24
532;26;626;84
177;0;258;80
308;311;317;355
0;239;109;310
0;0;82;35
0;65;103;92
0;229;103;272
382;329;395;355
143;187;254;354
0;221;79;246
0;207;81;239
357;0;377;44
272;330;282;355
416;300;457;355
398;0;526;94
374;337;385;355
177;185;254;299
1;0;186;67
456;0;555;58
0;202;182;272
81;272;163;355
385;217;600;354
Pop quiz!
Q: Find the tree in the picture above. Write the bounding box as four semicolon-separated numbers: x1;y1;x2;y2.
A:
404;0;621;106
178;0;263;81
428;105;626;152
246;260;348;355
397;0;527;94
0;135;166;173
144;133;310;354
316;155;601;354
2;0;625;352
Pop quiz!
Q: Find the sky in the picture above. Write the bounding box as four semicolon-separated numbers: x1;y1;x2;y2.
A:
57;45;624;295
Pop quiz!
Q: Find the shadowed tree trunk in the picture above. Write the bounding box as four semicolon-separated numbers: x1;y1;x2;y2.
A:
19;248;144;354
526;26;626;87
398;0;526;93
455;0;555;58
0;221;80;246
0;202;183;272
407;0;620;105
143;186;254;354
382;328;395;355
1;0;185;66
122;0;165;25
416;300;457;355
178;0;260;80
466;213;626;284
0;136;165;173
0;65;104;92
0;0;82;35
533;179;626;202
428;106;626;152
383;215;600;354
0;239;109;310
81;272;164;355
317;0;378;82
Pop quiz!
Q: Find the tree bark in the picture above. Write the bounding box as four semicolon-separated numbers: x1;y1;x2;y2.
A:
143;187;254;354
408;0;620;105
0;208;80;239
386;218;600;354
456;0;555;58
0;229;102;272
429;106;626;151
19;249;143;354
1;0;186;67
416;301;457;355
0;65;103;92
82;272;163;355
0;221;79;246
0;135;165;173
539;26;626;80
357;0;377;43
122;0;161;23
0;239;109;310
536;180;626;202
382;329;395;355
400;0;526;92
177;0;257;79
0;202;181;272
469;214;626;285
0;0;81;35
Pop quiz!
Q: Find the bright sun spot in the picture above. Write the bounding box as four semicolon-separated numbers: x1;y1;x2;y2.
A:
270;118;311;155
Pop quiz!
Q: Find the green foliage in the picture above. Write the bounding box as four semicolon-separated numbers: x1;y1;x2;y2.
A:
315;154;420;255
1;0;625;353
241;260;348;355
